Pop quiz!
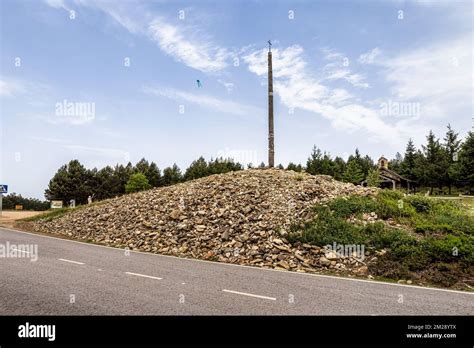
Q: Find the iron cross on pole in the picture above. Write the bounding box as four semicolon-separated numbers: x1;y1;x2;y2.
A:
267;40;274;168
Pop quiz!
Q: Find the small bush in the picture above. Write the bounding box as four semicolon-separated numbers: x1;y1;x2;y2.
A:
377;189;404;201
405;195;432;213
414;223;454;234
328;196;378;218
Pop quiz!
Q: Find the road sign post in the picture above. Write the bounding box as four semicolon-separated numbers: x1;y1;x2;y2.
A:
0;185;7;216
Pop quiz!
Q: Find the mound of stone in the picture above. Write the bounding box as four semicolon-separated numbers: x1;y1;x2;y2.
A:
33;169;378;273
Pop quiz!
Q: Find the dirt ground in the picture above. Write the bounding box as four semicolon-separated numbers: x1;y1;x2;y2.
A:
0;210;45;228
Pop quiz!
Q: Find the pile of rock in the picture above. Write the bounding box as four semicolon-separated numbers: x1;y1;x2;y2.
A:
33;169;378;274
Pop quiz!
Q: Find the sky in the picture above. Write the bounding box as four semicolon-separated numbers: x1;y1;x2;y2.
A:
0;0;472;199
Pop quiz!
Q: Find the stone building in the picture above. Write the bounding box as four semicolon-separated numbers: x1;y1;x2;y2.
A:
363;156;414;191
376;156;413;191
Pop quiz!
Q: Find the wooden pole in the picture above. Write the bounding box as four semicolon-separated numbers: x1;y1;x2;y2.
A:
268;42;274;168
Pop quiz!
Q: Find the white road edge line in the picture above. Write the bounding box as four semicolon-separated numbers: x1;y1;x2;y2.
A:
125;271;162;280
222;289;276;301
58;258;84;265
1;227;472;296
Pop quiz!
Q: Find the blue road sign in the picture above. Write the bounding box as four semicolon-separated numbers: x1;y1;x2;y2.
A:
0;185;8;193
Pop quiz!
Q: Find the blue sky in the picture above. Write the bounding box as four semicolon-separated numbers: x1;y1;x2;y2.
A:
1;0;472;199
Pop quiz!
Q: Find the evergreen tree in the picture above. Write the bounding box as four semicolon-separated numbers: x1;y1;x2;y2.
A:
390;152;403;173
401;138;417;181
443;124;462;194
366;168;381;187
306;146;323;175
207;158;243;175
162;164;183;186
458;131;474;194
348;149;373;177
343;160;364;184
415;131;446;194
45;160;93;204
332;156;346;181
287;162;303;172
134;158;162;187
184;157;209;180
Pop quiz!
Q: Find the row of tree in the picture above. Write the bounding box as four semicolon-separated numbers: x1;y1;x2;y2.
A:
302;125;473;194
43;125;473;206
1;193;50;211
44;157;243;204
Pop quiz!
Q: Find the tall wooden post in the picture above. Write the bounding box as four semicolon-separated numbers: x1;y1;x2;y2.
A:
267;41;275;168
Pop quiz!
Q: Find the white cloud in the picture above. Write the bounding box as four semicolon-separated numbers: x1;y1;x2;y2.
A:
142;85;263;116
358;47;381;64
45;0;230;73
243;45;403;144
217;80;234;93
148;18;229;73
0;79;26;97
363;34;472;120
44;0;69;10
321;47;370;88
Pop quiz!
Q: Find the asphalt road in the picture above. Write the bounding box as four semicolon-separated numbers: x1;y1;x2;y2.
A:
0;227;473;315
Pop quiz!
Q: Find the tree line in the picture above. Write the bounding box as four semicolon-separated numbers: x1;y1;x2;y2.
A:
1;193;50;211
303;125;473;194
44;157;243;205
35;125;474;206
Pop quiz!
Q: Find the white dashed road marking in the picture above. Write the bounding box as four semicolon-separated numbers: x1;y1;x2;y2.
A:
222;289;276;301
11;248;31;254
125;271;162;280
58;258;84;265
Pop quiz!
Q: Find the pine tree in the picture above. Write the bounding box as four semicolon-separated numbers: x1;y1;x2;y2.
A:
418;130;446;194
45;160;92;204
162;164;183;186
333;156;346;181
343;160;364;184
390;152;403;173
458;131;474;194
306;146;323;175
401;138;417;181
366;168;381;187
287;162;303;172
443;124;462;194
184;157;209;180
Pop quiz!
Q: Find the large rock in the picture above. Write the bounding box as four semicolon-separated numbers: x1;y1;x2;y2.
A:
33;169;378;274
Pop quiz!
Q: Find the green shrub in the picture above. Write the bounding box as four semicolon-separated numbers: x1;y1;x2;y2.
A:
377;189;404;201
288;206;367;245
328;196;377;218
414;223;454;234
405;195;432;213
288;191;474;288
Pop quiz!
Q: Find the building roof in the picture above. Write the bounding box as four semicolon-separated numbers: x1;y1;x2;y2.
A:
380;167;412;182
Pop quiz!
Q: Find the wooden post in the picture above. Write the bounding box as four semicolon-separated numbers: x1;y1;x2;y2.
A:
268;41;274;168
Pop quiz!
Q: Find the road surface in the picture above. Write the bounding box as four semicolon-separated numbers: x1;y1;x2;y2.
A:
0;227;472;315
